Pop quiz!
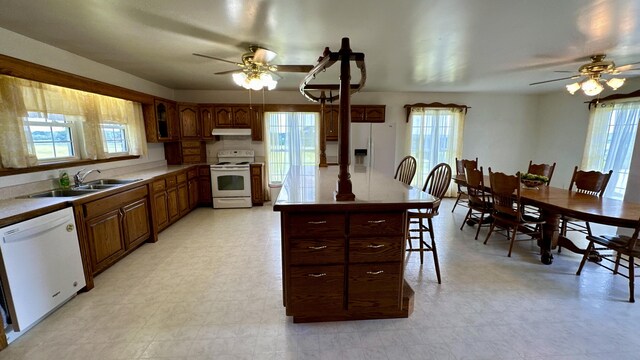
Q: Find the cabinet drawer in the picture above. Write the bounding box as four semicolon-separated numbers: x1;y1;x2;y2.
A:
182;147;201;155
152;179;166;192
84;186;148;219
198;166;210;176
289;265;344;315
187;168;198;179
349;237;403;263
289;213;345;237
251;165;262;175
182;140;201;148
177;172;187;183
182;155;202;164
348;263;402;311
349;212;405;236
290;238;344;265
166;175;177;187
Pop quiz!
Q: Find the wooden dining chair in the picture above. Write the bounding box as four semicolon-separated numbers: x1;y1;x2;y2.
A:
483;169;545;257
451;157;478;213
527;161;556;185
394;155;417;186
559;166;613;252
460;165;493;240
576;217;640;302
407;162;452;283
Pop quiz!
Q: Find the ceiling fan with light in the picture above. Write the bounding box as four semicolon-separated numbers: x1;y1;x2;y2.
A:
529;54;640;96
194;45;313;91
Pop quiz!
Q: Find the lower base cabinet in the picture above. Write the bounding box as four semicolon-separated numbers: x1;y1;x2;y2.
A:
86;209;125;275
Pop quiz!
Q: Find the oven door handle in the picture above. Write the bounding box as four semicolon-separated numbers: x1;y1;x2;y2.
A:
211;167;249;172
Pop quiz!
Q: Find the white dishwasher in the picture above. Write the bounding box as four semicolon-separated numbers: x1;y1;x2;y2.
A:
0;207;85;343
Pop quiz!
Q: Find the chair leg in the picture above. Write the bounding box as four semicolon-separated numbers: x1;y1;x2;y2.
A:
460;208;473;230
483;221;496;245
452;193;462;212
507;225;518;257
629;256;635;303
576;241;594;275
474;212;485;240
585;221;592;236
419;218;425;265
614;252;621;275
427;217;441;284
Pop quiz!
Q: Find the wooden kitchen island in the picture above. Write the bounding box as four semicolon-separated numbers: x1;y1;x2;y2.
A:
274;165;438;323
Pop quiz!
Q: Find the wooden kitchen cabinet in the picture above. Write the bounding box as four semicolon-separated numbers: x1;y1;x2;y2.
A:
323;105;339;141
280;210;407;322
187;168;198;210
79;186;151;277
166;176;179;224
250;163;264;206
198;165;212;206
178;103;200;139
177;171;189;216
200;105;215;140
351;105;386;123
143;98;178;142
213;105;252;128
150;169;200;236
250;106;263;141
164;140;206;165
151;179;169;233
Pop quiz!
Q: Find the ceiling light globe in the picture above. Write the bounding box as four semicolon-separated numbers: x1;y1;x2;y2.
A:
232;73;247;87
583;81;604;96
606;77;625;90
566;82;581;95
580;78;600;93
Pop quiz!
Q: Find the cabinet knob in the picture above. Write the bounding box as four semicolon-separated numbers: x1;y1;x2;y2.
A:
307;273;327;278
308;245;328;250
366;270;384;275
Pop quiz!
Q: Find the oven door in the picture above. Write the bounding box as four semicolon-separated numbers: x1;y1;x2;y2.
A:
211;168;251;198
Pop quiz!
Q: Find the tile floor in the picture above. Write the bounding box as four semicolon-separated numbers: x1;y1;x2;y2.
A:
2;200;639;359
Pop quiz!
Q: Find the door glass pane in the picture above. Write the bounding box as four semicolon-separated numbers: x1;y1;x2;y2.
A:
217;175;245;191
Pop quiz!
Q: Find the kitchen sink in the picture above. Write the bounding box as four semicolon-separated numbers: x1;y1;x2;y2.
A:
25;189;100;198
85;178;141;185
74;184;118;190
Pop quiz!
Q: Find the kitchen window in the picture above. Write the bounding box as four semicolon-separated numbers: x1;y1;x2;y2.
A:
101;123;128;155
24;112;79;162
265;112;319;183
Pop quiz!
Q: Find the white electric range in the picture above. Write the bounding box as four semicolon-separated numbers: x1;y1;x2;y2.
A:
210;150;255;209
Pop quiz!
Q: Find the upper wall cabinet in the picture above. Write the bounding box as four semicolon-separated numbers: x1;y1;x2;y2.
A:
200;105;215;140
323;105;340;142
178;103;200;139
144;99;178;143
213;105;252;128
351;105;386;123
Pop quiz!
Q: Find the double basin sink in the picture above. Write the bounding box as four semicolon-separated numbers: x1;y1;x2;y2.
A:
25;179;141;198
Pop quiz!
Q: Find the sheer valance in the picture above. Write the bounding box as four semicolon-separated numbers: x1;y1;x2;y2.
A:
0;75;146;169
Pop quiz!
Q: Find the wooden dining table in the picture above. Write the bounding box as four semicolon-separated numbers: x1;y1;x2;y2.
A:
453;174;640;264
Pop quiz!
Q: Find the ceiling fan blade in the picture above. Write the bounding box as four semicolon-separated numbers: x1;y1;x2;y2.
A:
274;65;314;73
529;75;581;86
253;47;278;64
616;62;640;72
553;70;576;73
214;69;242;75
193;53;240;65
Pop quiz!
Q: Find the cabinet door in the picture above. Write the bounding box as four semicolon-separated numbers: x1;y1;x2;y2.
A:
86;209;125;274
200;106;215;140
289;265;344;315
214;106;233;128
154;99;171;140
177;182;189;216
250;106;263;141
348;263;402;311
232;107;251;128
153;191;169;231
365;105;385;123
167;187;179;223
179;104;200;139
323;106;339;141
188;178;198;210
167;101;179;140
198;167;212;205
250;163;263;206
350;106;366;123
122;198;150;250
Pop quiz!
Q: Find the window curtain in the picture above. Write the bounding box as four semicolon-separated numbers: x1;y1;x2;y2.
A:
582;100;640;199
0;75;147;168
406;107;464;197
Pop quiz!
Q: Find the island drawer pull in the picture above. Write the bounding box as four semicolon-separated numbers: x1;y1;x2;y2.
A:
308;245;327;250
367;244;385;249
367;220;386;224
307;221;327;224
307;273;327;278
366;270;385;275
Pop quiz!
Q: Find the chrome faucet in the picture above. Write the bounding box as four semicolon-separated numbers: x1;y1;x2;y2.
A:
74;168;101;186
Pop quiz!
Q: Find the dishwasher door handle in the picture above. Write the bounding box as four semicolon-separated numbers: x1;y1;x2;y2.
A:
3;215;71;244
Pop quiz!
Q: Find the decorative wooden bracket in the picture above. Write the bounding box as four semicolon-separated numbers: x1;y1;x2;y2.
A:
403;102;471;122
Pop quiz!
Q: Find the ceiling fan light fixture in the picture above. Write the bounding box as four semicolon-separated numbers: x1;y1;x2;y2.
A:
606;77;625;90
581;78;604;96
232;71;277;91
566;82;581;94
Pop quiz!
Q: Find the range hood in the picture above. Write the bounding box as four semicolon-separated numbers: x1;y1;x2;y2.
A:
211;128;252;136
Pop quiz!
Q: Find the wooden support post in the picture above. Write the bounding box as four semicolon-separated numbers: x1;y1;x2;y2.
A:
335;38;355;201
319;94;328;167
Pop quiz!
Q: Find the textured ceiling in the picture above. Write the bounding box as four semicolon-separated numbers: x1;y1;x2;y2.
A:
0;0;639;94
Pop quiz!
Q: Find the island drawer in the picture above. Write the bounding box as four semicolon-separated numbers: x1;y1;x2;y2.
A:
290;238;344;265
288;213;345;237
349;237;404;263
348;262;402;311
289;265;344;315
349;212;405;236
